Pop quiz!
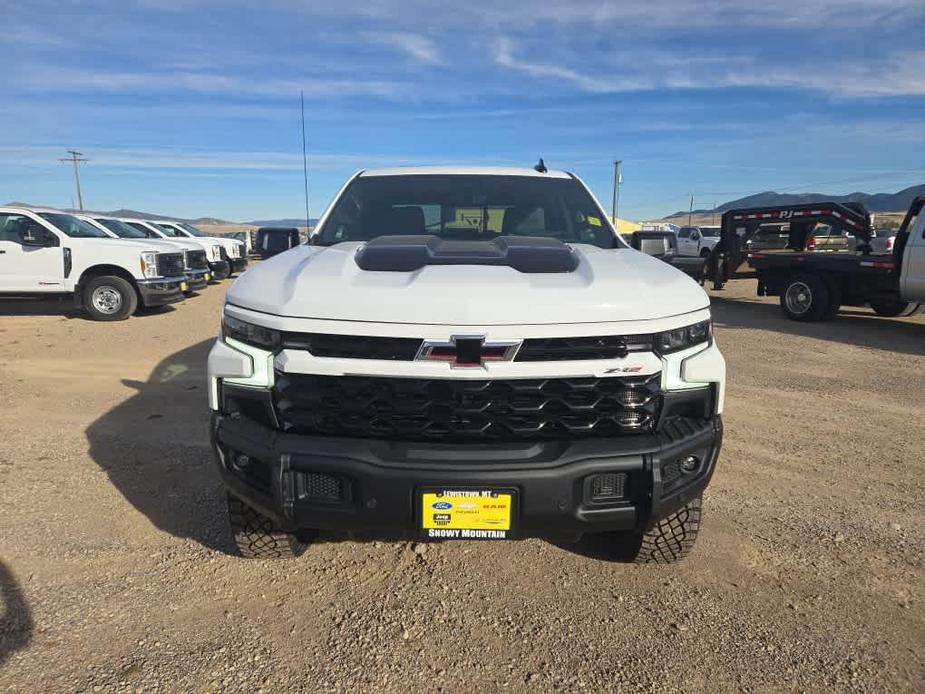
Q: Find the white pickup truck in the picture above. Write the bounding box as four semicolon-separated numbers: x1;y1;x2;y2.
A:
677;226;721;257
208;166;726;564
120;218;231;281
155;221;248;276
78;215;212;292
0;206;186;320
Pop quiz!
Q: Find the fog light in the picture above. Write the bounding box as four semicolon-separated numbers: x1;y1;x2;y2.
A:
232;453;251;471
680;455;699;473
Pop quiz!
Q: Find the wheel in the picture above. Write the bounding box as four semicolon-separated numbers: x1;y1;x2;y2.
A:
822;279;843;320
700;247;712;257
82;275;137;321
227;494;309;559
613;497;703;564
870;300;917;317
779;273;830;321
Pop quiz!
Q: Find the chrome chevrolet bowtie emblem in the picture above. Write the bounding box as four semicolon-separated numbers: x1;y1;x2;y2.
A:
416;335;521;368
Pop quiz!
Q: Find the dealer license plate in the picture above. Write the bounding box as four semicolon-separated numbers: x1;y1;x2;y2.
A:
180;281;189;292
421;489;513;540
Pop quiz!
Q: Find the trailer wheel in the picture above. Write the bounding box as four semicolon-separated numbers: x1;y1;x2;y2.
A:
780;273;830;321
227;494;311;559
870;300;916;317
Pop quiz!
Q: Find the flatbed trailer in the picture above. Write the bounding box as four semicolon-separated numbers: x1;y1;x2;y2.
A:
708;197;925;321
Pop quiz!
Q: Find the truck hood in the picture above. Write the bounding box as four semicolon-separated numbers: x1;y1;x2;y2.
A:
226;242;710;325
78;238;177;254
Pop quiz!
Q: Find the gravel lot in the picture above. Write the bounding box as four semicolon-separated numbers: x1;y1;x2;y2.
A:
1;279;923;692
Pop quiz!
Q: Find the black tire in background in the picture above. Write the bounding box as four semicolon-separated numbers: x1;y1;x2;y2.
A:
612;497;703;564
779;272;831;322
82;275;138;321
869;300;917;317
226;494;310;559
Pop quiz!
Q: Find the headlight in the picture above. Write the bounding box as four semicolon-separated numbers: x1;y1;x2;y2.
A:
222;311;280;351
208;245;222;261
140;251;159;278
654;319;712;355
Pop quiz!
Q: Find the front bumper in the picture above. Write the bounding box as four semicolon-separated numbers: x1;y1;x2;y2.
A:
184;269;210;291
229;257;248;273
136;276;186;306
208;260;231;281
211;411;722;538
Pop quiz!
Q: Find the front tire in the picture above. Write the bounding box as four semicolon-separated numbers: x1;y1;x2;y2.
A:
613;497;703;564
780;273;830;321
82;275;138;321
227;494;309;559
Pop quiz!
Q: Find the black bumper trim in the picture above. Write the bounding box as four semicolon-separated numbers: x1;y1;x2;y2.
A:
211;412;722;537
136;279;185;307
230;257;248;273
208;260;231;280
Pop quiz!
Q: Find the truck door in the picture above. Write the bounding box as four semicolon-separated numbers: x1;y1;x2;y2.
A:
677;227;696;255
0;213;64;291
900;202;925;301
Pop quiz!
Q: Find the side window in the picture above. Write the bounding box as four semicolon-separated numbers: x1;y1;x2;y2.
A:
678;228;691;239
0;214;50;244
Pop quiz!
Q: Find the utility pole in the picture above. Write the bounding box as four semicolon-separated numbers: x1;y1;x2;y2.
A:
60;150;88;211
611;159;622;228
687;193;694;227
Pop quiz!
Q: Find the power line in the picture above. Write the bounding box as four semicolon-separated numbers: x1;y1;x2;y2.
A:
59;149;88;211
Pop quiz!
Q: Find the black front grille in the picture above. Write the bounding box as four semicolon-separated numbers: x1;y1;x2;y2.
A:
185;249;208;270
275;333;655;362
281;334;422;360
516;335;653;361
273;373;661;442
155;252;185;277
219;246;229;261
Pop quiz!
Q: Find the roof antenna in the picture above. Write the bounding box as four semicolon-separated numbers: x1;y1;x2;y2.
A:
534;158;547;173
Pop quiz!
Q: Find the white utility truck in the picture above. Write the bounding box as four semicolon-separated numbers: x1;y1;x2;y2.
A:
79;215;212;292
0;207;186;320
208;165;726;564
155;220;248;276
120;218;231;281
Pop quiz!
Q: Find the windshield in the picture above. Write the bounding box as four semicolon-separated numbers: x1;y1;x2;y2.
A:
315;174;619;249
38;212;109;238
154;223;184;238
700;226;720;237
179;222;207;237
96;218;146;239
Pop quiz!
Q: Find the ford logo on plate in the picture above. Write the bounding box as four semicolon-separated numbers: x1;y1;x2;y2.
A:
431;501;453;510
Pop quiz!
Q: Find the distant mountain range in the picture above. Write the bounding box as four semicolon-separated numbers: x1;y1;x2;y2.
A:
667;184;924;218
245;218;318;228
3;202;233;226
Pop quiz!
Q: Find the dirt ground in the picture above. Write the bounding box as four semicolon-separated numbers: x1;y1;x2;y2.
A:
0;279;922;692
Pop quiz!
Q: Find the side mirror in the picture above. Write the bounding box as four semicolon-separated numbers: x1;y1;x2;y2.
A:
691;232;700;241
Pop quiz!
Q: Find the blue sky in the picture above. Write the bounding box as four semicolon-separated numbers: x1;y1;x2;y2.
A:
2;0;924;221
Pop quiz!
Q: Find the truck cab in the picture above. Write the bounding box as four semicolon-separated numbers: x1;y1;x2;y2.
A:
0;207;185;320
677;226;720;257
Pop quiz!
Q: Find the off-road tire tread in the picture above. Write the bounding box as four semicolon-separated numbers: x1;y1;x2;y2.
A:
632;497;703;564
227;494;307;559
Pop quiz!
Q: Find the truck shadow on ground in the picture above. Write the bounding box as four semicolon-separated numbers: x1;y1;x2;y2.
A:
709;294;925;357
84;339;234;553
0;299;178;319
0;561;33;669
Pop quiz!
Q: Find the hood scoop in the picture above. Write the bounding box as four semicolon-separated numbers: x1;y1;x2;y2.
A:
354;234;579;273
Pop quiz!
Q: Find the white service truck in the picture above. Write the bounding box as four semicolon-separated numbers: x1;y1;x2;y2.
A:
78;215;212;292
155;221;248;276
208;166;726;564
120;218;231;281
0;207;186;320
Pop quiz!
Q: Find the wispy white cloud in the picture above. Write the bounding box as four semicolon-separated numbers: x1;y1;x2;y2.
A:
494;39;925;98
15;68;409;99
362;31;443;65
